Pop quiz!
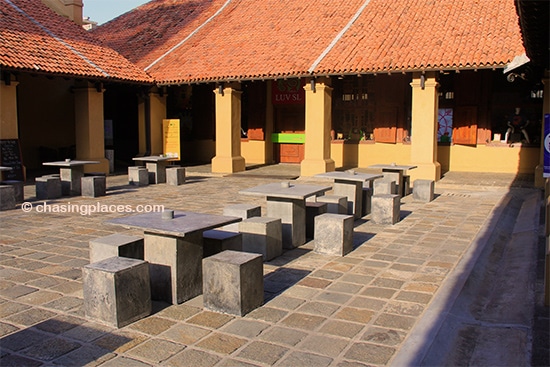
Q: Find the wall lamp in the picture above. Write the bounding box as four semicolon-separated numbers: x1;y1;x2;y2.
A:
218;83;224;96
420;74;425;90
310;78;316;93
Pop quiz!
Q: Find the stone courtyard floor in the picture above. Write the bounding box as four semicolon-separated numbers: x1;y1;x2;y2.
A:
0;165;547;366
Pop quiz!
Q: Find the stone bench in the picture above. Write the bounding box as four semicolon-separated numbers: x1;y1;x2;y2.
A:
361;187;373;217
1;180;24;203
371;194;400;224
128;166;148;187
36;176;62;200
239;217;282;261
81;176;106;198
316;195;347;214
166;166;186;186
0;185;16;211
313;213;354;256
413;179;435;202
203;229;242;258
89;234;144;263
202;250;263;316
223;203;261;232
82;256;151;328
306;201;327;240
373;179;397;196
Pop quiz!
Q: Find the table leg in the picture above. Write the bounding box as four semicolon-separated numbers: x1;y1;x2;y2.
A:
144;232;203;304
60;167;84;196
382;169;403;197
145;162;167;184
266;197;306;249
333;180;363;219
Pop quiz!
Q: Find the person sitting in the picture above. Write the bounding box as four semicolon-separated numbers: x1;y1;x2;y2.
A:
505;107;530;144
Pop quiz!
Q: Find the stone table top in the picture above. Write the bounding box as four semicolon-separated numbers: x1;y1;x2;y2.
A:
132;156;178;163
367;163;418;171
42;160;100;167
239;182;331;200
315;171;383;183
106;210;241;237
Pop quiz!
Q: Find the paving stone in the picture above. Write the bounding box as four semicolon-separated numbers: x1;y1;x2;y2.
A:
25;276;63;289
296;301;340;317
187;311;234;329
334;307;374;324
0;327;47;352
62;321;113;342
298;334;349;357
258;326;308;346
266;295;305;310
195;333;248;354
361;327;406;346
0;321;18;337
315;291;352;304
246;307;288;323
155;304;200;321
16;290;63;305
348;296;387;311
281;285;320;300
221;319;270;338
43;296;82;312
278;351;333;367
217;358;263;367
298;277;331;289
361;287;397;299
0;354;43;367
166;348;220;367
20;337;81;361
0;284;37;299
326;281;363;294
52;344;115;367
126;339;185;364
34;314;85;334
394;290;432;304
237;341;289;365
93;330;148;353
5;307;56;326
0;301;31;318
385;301;425;317
280;313;326;331
100;356;152;367
160;324;210;345
310;269;343;280
371;277;405;289
344;342;396;365
127;316;175;336
373;313;416;331
318;320;364;339
340;273;374;285
50;281;82;295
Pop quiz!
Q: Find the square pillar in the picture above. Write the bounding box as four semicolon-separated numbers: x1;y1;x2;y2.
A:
409;72;441;182
212;84;245;173
301;77;335;176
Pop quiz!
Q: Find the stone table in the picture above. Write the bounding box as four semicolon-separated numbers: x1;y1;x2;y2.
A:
42;160;100;196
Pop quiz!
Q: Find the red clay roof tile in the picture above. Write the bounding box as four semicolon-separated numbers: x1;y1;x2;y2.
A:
0;0;152;83
95;0;525;84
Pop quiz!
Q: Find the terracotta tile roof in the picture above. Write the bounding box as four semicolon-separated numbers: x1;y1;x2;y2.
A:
95;0;525;85
0;0;152;83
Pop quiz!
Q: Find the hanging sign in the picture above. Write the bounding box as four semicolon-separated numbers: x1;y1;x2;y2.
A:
163;119;180;159
272;79;305;105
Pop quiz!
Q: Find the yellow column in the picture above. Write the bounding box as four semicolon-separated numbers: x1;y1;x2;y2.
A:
73;82;108;173
149;90;167;155
535;72;549;188
409;72;441;182
0;77;19;139
300;77;335;176
211;83;245;173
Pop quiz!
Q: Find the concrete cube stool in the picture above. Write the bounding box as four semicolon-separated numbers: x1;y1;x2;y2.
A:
223;203;262;232
361;187;373;217
382;172;401;196
89;233;144;263
36;176;62;200
81;176;106;198
239;217;282;261
1;180;24;203
314;213;354;256
413;179;435;202
203;250;263;316
128;166;148;186
0;185;16;211
83;257;151;328
373;179;396;196
317;195;347;214
306;201;327;239
166;166;186;186
203;229;243;258
371;194;401;225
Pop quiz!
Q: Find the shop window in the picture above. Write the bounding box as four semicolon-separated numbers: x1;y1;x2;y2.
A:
438;108;453;143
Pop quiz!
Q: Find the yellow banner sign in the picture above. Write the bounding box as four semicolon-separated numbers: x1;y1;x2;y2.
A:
163;119;180;159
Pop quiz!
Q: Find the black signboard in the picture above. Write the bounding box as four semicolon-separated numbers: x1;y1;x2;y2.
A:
0;139;24;181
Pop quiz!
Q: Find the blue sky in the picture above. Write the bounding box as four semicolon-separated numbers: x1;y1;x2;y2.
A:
83;0;151;25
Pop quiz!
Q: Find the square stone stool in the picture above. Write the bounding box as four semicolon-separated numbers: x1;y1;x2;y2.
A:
0;185;16;211
239;217;282;261
314;213;354;256
203;250;263;316
371;194;401;224
89;233;144;263
383;172;402;196
81;176;106;198
128;166;148;186
361;187;373;217
82;257;151;328
167;166;186;186
413;179;435;202
317;195;347;214
1;180;24;202
223;203;262;232
306;201;327;240
36;176;62;199
373;179;396;196
203;229;242;258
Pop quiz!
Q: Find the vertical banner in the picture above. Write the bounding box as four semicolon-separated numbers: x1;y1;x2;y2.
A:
544;114;550;178
163;119;180;159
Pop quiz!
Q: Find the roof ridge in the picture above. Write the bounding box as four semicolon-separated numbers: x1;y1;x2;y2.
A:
144;0;233;72
3;0;110;78
308;0;372;74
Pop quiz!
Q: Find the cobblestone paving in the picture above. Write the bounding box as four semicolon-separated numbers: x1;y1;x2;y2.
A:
0;167;541;366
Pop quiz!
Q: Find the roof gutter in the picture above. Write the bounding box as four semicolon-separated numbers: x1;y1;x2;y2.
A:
307;0;372;74
145;0;233;71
